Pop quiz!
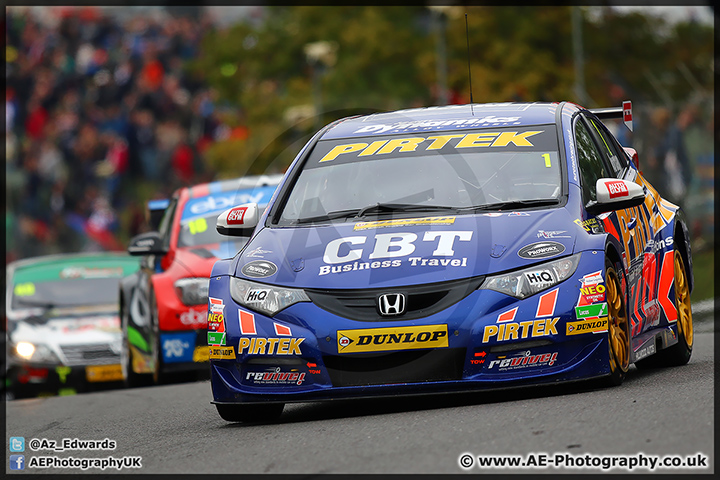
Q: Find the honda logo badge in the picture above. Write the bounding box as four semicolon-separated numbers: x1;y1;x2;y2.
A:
378;293;406;316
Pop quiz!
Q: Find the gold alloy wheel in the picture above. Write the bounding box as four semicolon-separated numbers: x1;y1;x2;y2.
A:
674;250;693;348
606;266;630;373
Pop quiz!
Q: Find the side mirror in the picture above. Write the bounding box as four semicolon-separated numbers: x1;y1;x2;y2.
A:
127;231;167;256
147;199;170;231
623;147;639;170
216;203;259;237
586;178;645;216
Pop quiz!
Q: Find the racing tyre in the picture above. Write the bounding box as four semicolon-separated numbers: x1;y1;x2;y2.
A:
121;300;153;388
603;259;630;387
216;403;285;423
635;249;693;369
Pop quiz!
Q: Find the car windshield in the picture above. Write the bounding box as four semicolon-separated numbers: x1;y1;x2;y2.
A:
11;277;122;310
177;213;235;247
277;125;562;225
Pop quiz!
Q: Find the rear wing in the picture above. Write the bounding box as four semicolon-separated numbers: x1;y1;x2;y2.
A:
589;100;633;132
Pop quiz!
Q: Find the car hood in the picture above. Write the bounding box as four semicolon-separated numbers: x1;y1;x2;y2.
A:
234;209;580;289
10;314;121;347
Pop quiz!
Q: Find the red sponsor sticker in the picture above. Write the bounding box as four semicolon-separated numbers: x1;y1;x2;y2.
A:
227;207;248;225
623;101;632;122
606;180;629;199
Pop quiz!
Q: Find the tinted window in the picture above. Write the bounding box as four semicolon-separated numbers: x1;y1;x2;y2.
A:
278;126;562;225
575;120;609;203
589;118;627;176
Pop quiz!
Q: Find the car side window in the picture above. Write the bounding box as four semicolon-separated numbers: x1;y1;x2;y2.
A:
574;119;610;204
588;117;628;176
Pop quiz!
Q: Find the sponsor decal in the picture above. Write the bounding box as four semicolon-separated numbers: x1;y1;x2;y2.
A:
319;231;472;276
247;246;272;258
497;307;518;323
307;362;322;375
241;260;278;278
574;218;602;234
482;317;559;343
536;230;570;239
568;128;578;183
226;206;248;225
517;241;565;259
193;346;210;362
319;130;544;163
606;180;629;198
207;297;226;346
575;302;608;319
566;317;609;335
578;271;606;304
183;187;275;218
239;309;257;335
508;212;530;216
524;269;555;288
353;216;456;230
633;343;656;362
60;266;124;279
244;288;270;304
161;332;196;362
245;367;306;386
351;116;523;135
209;345;236;360
470;350;487;365
85;364;124;383
273;322;292;336
238;337;305;355
337;324;448;353
482;212;503;217
180;308;206;326
536;288;559;317
487;350;559;371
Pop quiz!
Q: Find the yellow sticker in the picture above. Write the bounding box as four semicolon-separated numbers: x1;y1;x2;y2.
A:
542;153;551;168
566;317;609;336
14;282;36;296
337;324;448;353
188;217;208;235
353;216;456;230
209;345;235;360
193;346;211;362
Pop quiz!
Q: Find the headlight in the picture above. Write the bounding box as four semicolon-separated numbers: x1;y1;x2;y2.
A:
230;277;310;316
175;278;210;305
479;253;581;299
14;342;61;363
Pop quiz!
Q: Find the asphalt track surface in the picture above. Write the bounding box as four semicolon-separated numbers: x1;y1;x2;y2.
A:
5;319;714;475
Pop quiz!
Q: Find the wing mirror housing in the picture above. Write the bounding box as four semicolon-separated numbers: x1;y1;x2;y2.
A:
585;178;645;216
127;231;167;256
217;203;259;237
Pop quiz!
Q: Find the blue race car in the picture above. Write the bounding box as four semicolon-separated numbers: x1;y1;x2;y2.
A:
207;101;694;422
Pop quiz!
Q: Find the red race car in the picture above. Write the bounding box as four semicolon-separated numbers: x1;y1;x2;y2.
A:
119;175;283;386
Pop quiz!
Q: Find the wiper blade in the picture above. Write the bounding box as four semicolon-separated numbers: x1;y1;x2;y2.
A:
15;297;56;309
462;198;560;212
294;209;361;224
356;203;457;217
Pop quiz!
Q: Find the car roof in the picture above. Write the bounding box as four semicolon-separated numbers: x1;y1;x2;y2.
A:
185;174;285;199
7;252;139;283
322;102;572;140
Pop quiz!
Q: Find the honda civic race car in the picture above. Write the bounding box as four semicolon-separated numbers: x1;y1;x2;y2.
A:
6;253;140;399
207;101;694;422
120;175;283;386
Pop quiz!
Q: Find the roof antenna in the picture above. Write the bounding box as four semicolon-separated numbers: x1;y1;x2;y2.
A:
465;13;474;115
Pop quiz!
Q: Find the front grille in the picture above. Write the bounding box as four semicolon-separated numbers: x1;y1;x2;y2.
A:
323;348;466;387
305;276;484;321
60;344;119;366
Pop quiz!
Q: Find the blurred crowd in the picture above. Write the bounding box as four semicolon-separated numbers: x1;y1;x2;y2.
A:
5;7;714;264
6;7;226;262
